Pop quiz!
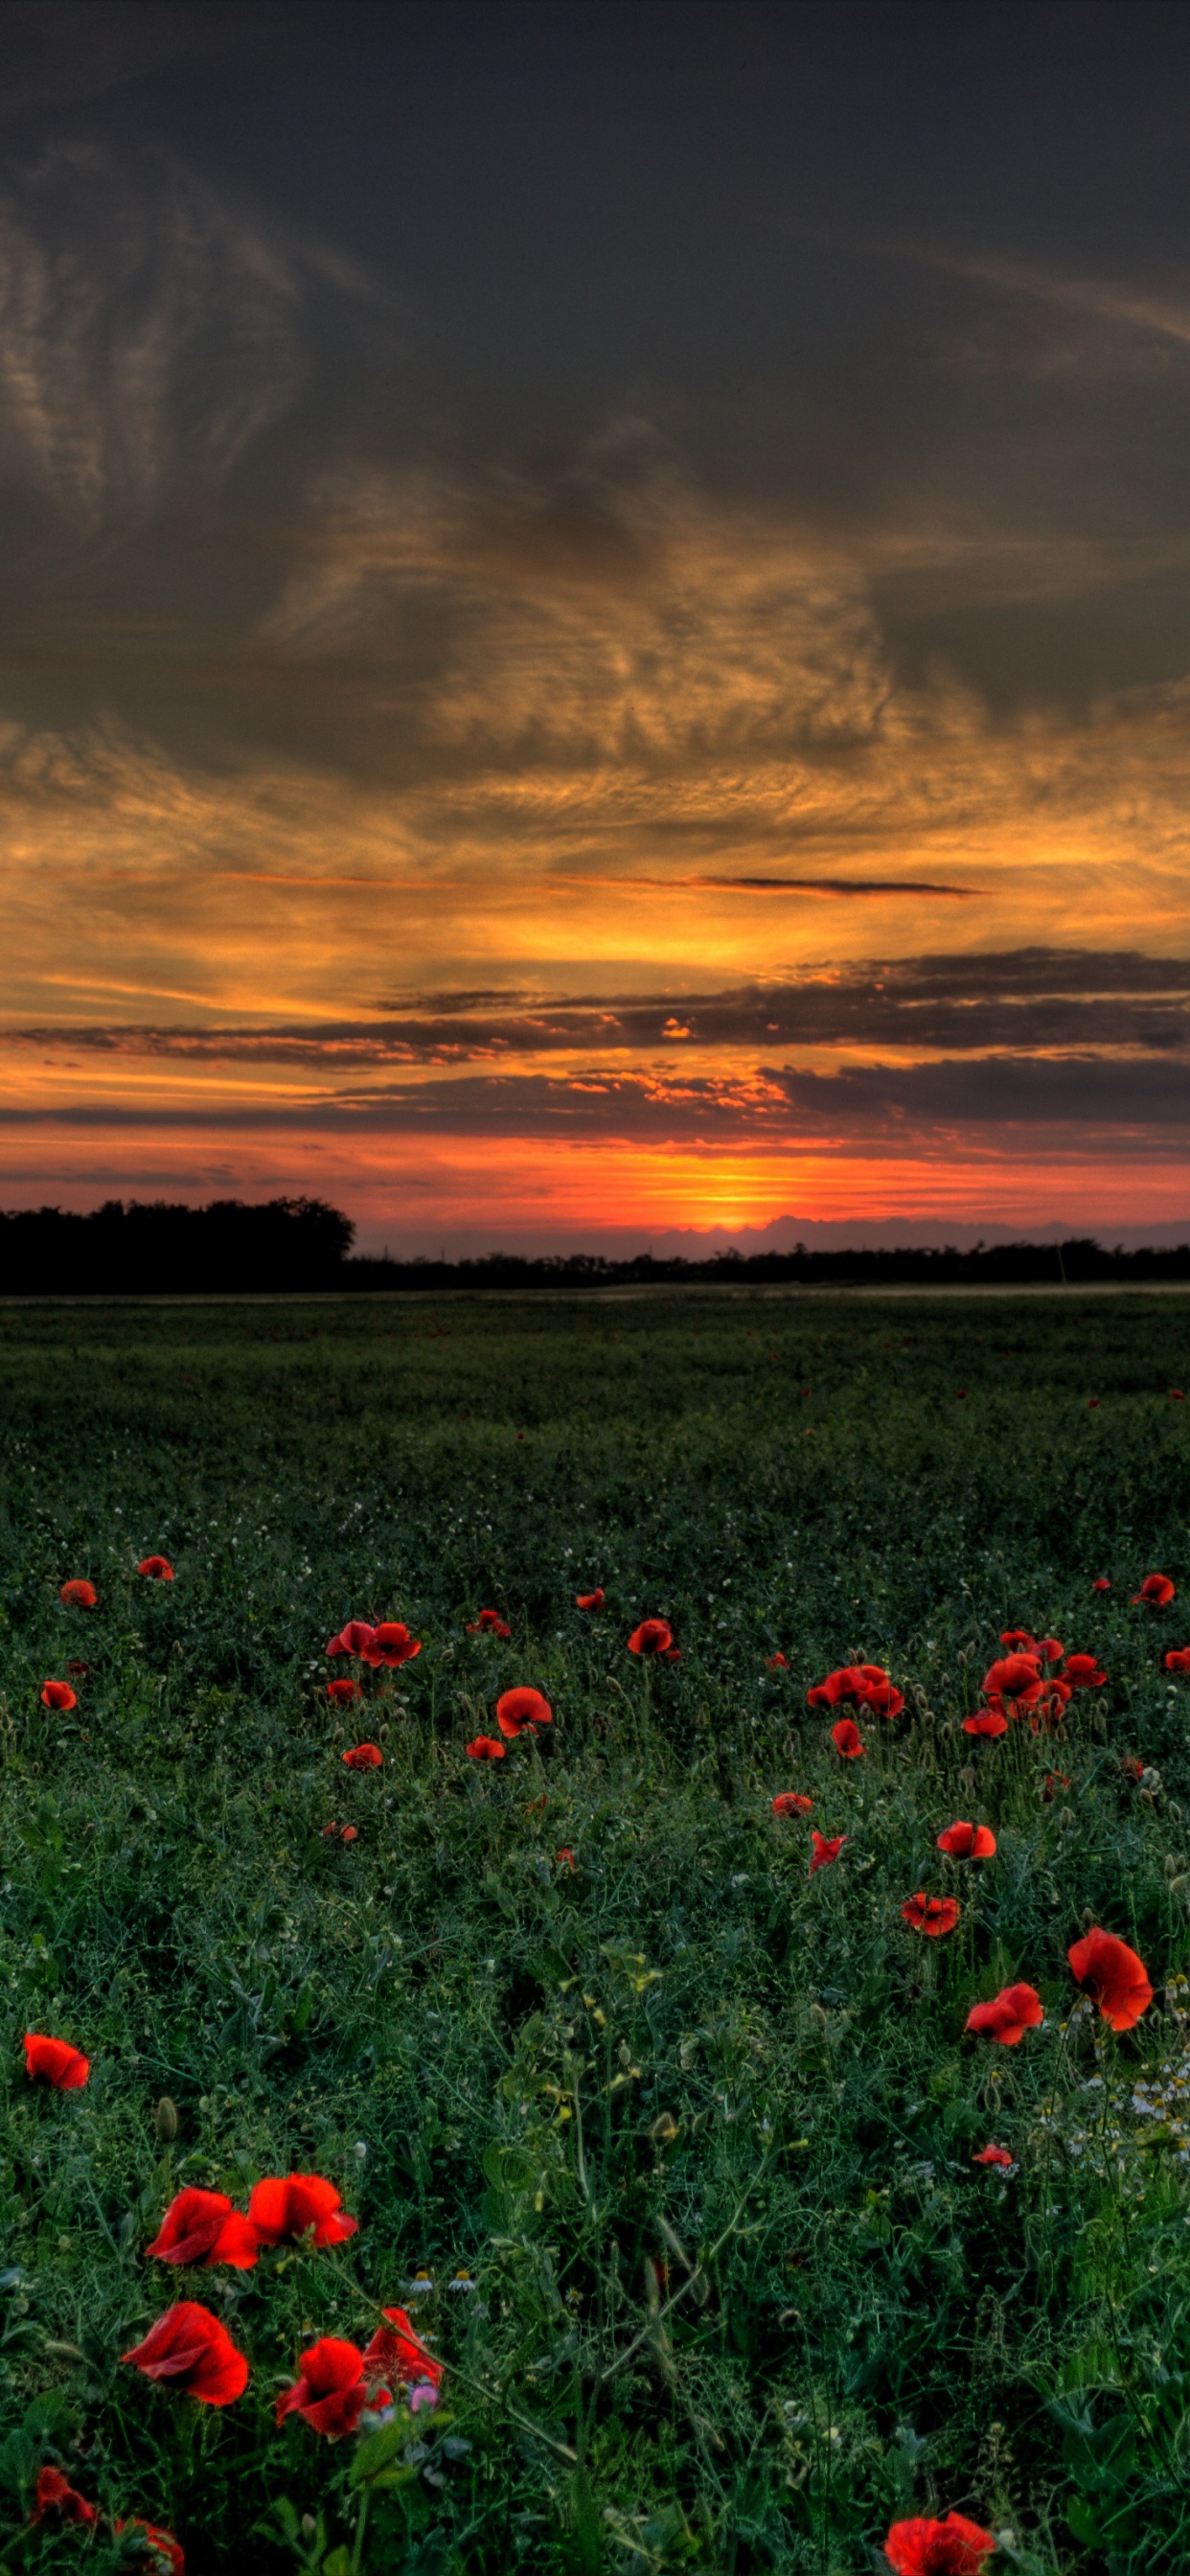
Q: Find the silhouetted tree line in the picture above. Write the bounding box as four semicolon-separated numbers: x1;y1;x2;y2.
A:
2;1199;1189;1293
348;1238;1190;1289
0;1199;353;1294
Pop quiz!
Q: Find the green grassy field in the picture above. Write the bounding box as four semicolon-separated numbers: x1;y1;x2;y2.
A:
0;1288;1189;2576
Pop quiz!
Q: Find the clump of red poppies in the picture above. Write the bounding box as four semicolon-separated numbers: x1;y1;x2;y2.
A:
327;1619;422;1667
807;1663;904;1718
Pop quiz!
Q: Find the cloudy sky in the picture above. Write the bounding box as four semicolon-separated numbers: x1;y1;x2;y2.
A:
3;0;1190;1251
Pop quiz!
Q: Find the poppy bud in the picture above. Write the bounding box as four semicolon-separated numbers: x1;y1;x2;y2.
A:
811;2003;829;2029
1059;1807;1074;1830
959;1764;976;1789
1082;1907;1094;1932
155;2096;178;2143
1164;1855;1179;1879
650;2111;678;2146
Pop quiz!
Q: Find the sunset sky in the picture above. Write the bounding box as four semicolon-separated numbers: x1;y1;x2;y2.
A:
3;0;1190;1252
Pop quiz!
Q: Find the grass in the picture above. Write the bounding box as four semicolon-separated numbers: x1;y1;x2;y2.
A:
0;1286;1188;2575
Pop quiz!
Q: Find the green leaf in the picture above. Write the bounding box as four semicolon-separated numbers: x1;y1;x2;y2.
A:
24;2389;73;2442
350;2418;408;2484
0;2428;35;2496
322;2550;353;2576
288;1982;313;2037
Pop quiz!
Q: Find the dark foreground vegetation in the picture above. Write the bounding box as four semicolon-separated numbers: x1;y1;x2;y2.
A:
0;1291;1189;2573
3;1196;1190;1296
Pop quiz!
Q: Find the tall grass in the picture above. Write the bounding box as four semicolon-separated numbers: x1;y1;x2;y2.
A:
0;1290;1186;2572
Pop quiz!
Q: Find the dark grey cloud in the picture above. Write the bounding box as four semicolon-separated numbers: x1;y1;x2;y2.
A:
4;1048;1190;1150
11;948;1187;1067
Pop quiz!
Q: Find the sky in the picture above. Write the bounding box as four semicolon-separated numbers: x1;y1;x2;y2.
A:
2;0;1190;1254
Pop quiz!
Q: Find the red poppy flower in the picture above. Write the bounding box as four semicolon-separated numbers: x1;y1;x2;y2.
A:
1172;1389;1185;1401
556;1846;576;1871
275;2335;372;2438
1062;1652;1106;1689
495;1686;553;1738
363;1622;422;1668
772;1791;813;1818
342;1742;382;1770
810;1830;847;1874
137;1556;174;1581
361;2305;443;2396
114;2520;185;2574
973;2145;1015;2169
467;1735;505;1760
1087;1398;1100;1409
1067;1925;1153;2032
247;2174;357;2249
955;1390;968;1399
24;2032;88;2089
122;2301;248;2404
327;1677;362;1704
883;2511;995;2575
1165;1647;1190;1674
1133;1572;1176;1606
831;1716;864;1758
31;2466;96;2528
766;1651;790;1669
146;2189;259;2270
807;1663;904;1717
962;1707;1008;1737
627;1619;675;1656
1092;1576;1111;1591
1000;1627;1062;1659
936;1821;996;1859
1120;1755;1145;1782
340;1825;357;1842
66;1659;89;1676
576;1589;605;1610
59;1579;96;1608
965;1982;1043;2045
40;1678;77;1711
1027;1676;1072;1734
1041;1769;1071;1801
322;1820;339;1836
327;1621;377;1658
468;1609;511;1638
981;1652;1042;1706
901;1893;960;1937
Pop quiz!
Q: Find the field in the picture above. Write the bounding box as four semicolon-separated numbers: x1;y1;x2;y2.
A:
0;1288;1189;2576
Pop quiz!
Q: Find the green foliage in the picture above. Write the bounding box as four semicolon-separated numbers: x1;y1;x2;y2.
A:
0;1288;1186;2570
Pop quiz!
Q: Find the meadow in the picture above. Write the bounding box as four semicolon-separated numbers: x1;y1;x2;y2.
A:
0;1286;1188;2576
